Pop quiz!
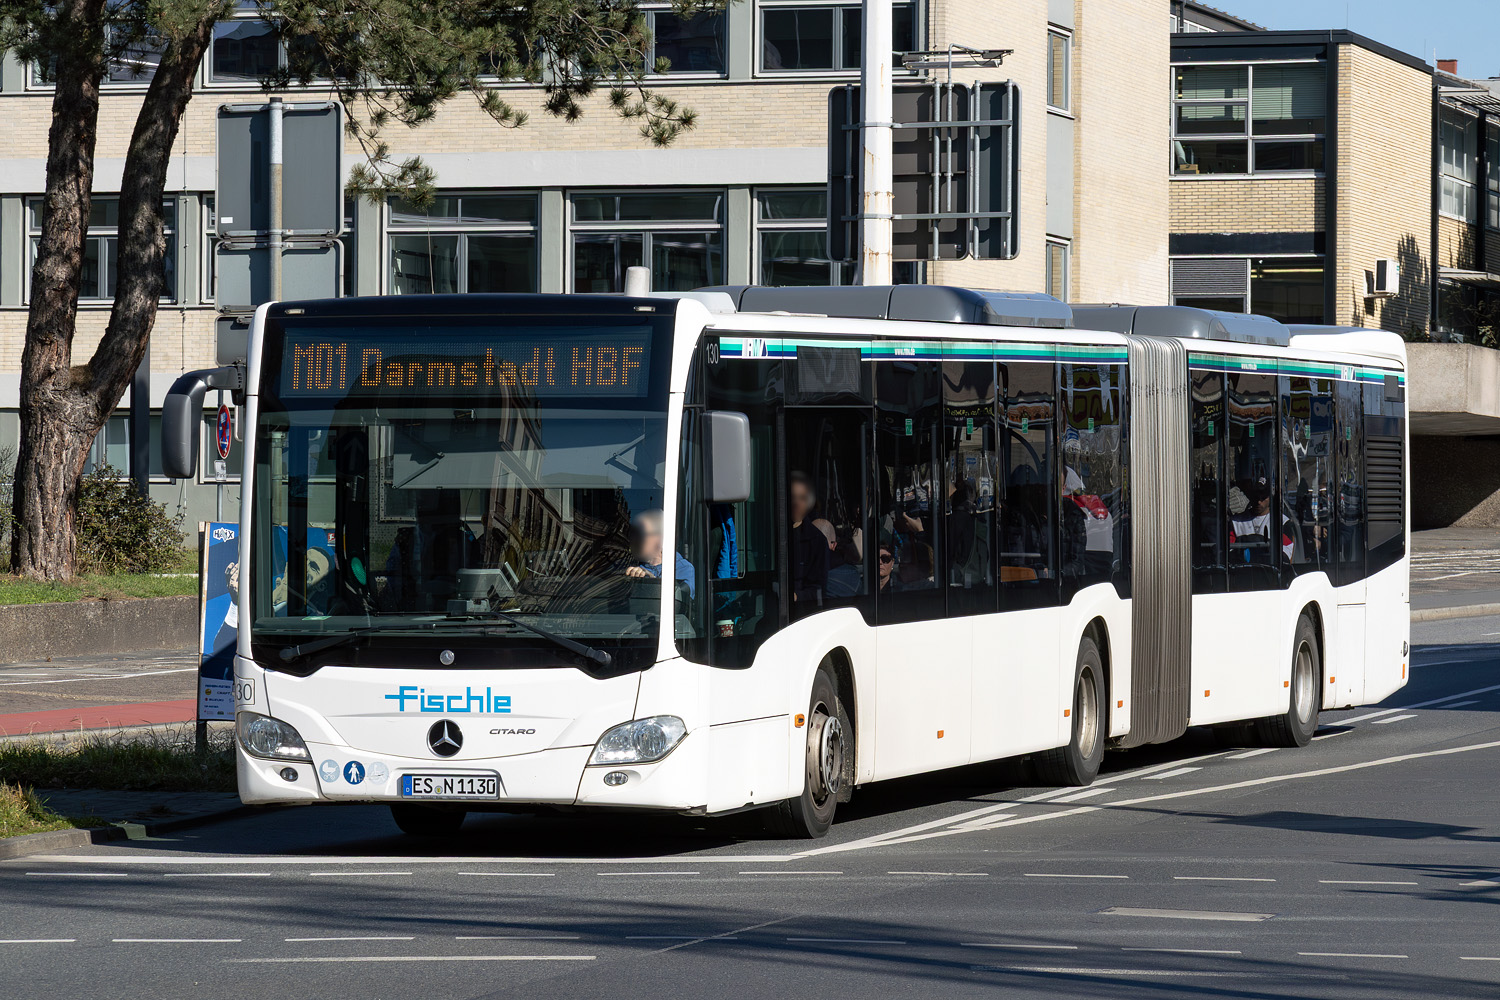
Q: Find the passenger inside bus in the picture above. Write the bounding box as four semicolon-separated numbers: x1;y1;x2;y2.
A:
623;508;696;598
788;471;830;610
1228;479;1293;562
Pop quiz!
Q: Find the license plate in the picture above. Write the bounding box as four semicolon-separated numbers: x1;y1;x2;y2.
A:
400;774;499;800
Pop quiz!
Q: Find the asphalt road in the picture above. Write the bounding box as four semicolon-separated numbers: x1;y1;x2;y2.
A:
0;649;196;718
2;615;1498;1000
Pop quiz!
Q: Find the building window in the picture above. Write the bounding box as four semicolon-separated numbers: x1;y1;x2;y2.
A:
1488;122;1500;231
1251;258;1325;324
209;5;333;85
30;25;165;88
81;413;165;479
1439;113;1479;221
27;197;176;303
1047;29;1071;112
387;193;538;295
1172;63;1326;176
644;5;726;75
759;1;917;74
756;189;843;285
1045;238;1070;300
571;192;723;292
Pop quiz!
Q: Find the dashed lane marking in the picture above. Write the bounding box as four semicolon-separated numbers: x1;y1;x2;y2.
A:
1120;947;1243;955
1299;952;1407;959
114;938;243;943
998;967;1254;978
1051;788;1115;803
962;943;1078;950
226;955;597;964
1142;767;1202;780
454;935;580;941
285;936;414;942
1173;876;1276;882
1226;748;1279;759
1339;683;1500;724
1371;715;1416;725
1320;880;1418;886
786;937;907;945
1100;907;1273;922
0;939;75;944
1025;873;1129;879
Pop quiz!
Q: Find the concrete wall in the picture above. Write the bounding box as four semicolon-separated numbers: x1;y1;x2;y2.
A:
1411;434;1500;528
0;596;197;664
1407;343;1500;527
1333;43;1433;335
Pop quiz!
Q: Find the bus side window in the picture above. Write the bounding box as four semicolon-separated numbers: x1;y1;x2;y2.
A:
875;361;944;624
1060;363;1126;601
1191;369;1227;593
943;359;998;617
998;362;1057;610
1334;380;1365;586
1226;370;1279;592
1281;376;1335;579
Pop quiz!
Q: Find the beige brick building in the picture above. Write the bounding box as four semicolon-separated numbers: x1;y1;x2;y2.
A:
0;0;1176;525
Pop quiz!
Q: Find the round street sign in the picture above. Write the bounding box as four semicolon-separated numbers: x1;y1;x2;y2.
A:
216;404;233;460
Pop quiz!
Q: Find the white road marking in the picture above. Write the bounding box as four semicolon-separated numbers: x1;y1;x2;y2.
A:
1001;967;1251;978
1311;729;1351;740
1110;753;1229;782
947;814;1017;831
1025;873;1129;879
162;872;271;878
1227;748;1279;759
0;939;76;944
1444;700;1480;708
1371;715;1416;725
455;871;555;877
1120;947;1243;955
1142;767;1202;780
25;855;791;866
0;667;197;687
454;935;580;941
1051;787;1115;803
598;871;699;876
1299;952;1407;959
308;871;412;877
737;870;843;875
1173;876;1275;882
1339;682;1500;724
627;935;738;941
1100;907;1273;922
114;938;243;943
1461;956;1500;961
1319;880;1417;886
1460;879;1500;887
962;943;1078;950
227;955;596;964
24;872;131;877
887;871;988;876
285;936;414;942
786;937;906;945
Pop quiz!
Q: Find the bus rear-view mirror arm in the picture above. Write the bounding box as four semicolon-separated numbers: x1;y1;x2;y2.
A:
161;364;244;481
702;410;752;504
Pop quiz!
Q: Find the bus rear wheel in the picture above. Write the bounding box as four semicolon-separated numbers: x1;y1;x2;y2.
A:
390;803;467;836
765;666;848;839
1256;615;1320;748
1035;636;1106;787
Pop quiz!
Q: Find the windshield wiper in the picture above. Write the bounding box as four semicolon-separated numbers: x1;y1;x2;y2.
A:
443;609;613;668
278;623;419;663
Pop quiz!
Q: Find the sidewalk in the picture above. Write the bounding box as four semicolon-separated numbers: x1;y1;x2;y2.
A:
1411;527;1500;615
0;699;197;737
0;788;255;861
0;648;198;736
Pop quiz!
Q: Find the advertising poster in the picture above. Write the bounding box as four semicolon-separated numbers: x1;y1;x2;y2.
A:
198;521;241;721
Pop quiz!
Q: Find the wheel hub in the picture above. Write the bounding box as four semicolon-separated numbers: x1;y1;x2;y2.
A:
810;709;843;801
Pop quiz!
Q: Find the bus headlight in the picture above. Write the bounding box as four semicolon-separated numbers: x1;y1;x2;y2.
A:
236;712;311;762
589;716;687;765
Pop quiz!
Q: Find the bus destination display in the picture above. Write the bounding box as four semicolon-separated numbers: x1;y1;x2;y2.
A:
279;328;652;398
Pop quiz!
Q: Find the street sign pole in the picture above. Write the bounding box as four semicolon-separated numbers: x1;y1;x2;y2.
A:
858;0;893;286
268;96;284;302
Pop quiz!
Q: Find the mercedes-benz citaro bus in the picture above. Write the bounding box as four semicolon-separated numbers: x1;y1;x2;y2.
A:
161;287;1409;838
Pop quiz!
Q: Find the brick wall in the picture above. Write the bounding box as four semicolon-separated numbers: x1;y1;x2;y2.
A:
1333;44;1433;335
1170;178;1326;234
1439;214;1480;270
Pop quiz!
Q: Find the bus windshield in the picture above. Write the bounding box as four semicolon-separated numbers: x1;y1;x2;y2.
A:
249;315;674;650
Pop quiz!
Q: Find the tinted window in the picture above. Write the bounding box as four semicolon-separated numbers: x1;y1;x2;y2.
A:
1226;371;1279;591
1281;376;1335;577
1334;380;1365;586
943;360;998;617
875;361;944;623
1060;364;1126;600
1365;380;1405;575
999;362;1057;609
1190;370;1226;593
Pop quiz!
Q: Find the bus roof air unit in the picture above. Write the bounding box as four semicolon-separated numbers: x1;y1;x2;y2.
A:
1070;304;1292;347
699;285;1074;329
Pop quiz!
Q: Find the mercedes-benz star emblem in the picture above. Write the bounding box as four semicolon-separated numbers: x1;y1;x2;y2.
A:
427;720;463;758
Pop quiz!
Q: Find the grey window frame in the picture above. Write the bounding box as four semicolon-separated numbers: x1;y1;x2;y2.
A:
641;3;729;78
1440;112;1481;223
1047;27;1071;113
1045;237;1070;301
568;189;725;292
756;0;920;77
754;187;844;285
26;196;178;304
1171;61;1326;178
385;192;540;295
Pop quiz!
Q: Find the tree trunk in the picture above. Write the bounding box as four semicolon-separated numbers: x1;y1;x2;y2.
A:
9;4;218;579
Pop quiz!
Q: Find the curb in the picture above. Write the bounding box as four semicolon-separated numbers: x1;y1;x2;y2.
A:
0;803;264;861
1411;602;1500;622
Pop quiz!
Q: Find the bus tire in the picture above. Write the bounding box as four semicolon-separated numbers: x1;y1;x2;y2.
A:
390;803;466;836
1034;636;1106;787
765;666;848;839
1257;615;1320;748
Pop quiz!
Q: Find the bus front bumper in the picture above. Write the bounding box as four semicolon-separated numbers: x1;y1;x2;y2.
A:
236;733;709;813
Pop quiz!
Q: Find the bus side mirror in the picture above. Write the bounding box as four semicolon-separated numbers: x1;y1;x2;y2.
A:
703;410;751;504
161;365;242;480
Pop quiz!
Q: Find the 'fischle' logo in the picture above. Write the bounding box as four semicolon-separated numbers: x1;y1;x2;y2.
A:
384;686;511;714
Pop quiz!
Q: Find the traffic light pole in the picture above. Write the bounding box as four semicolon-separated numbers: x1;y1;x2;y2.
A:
858;0;893;286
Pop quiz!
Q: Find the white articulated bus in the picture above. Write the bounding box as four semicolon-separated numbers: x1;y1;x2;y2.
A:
161;287;1409;838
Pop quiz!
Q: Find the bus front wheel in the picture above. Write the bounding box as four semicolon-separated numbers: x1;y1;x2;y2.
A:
1035;636;1106;787
766;666;848;839
1256;615;1320;747
390;803;467;836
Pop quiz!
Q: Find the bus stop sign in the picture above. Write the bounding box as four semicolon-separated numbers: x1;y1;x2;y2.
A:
216;404;233;461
